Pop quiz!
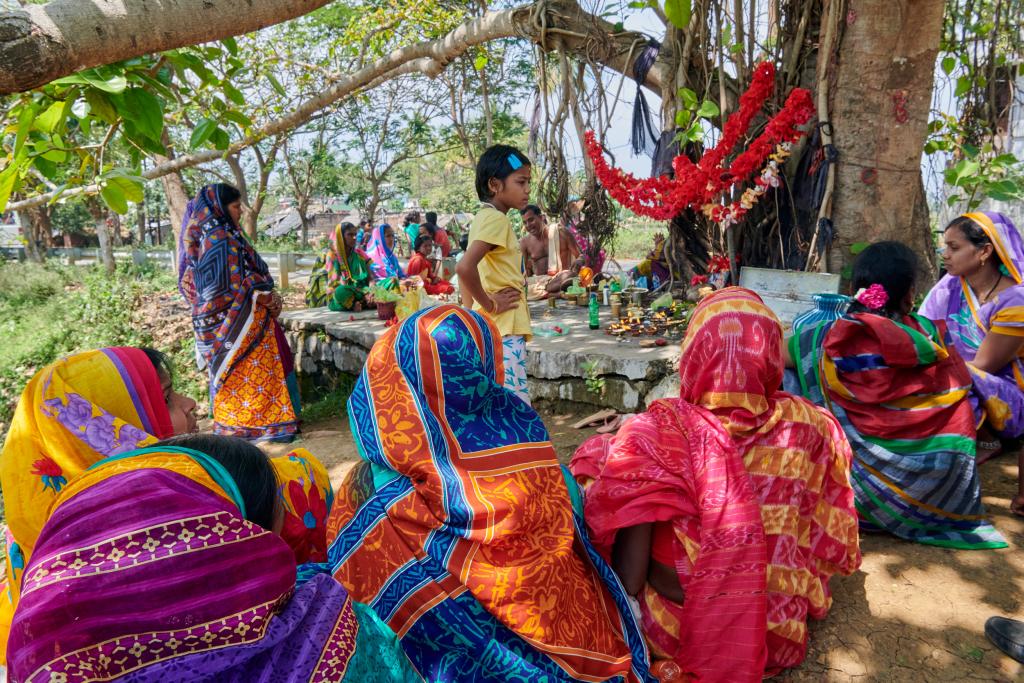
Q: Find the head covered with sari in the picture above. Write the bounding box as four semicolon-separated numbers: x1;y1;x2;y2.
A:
178;185;298;441
677;287;861;672
6;445;395;682
920;211;1024;436
0;348;172;597
177;184;274;381
326;304;651;682
364;223;405;279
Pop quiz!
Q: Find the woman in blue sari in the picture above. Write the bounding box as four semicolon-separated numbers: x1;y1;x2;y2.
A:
325;305;653;682
178;184;300;442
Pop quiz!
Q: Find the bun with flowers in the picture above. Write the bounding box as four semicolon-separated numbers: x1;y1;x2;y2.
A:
854;284;889;310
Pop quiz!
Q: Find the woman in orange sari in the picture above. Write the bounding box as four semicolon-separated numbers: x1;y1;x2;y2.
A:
573;288;861;680
325;304;652;681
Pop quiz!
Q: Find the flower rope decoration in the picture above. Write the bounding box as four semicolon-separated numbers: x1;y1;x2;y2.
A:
585;62;815;224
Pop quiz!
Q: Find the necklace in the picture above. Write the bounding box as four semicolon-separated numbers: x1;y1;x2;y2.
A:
973;272;1003;304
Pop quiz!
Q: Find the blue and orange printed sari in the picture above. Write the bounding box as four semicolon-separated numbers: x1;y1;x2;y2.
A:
178;184;299;442
7;447;415;681
326;305;653;682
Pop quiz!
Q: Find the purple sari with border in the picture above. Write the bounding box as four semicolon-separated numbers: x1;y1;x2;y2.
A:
920;211;1024;437
7;449;376;682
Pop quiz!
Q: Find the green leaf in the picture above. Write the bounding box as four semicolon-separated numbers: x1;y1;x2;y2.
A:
683;120;702;142
962;143;980;158
100;183;128;214
0;148;27;213
941;56;955;75
674;110;691;127
992;153;1019;166
950;159;980;186
473;53;488;71
696;100;720;118
33;156;58;181
34;101;67;134
850;241;870;255
663;0;692;30
190;118;219;149
105;174;145;203
121;87;164;142
85;90;119;125
222;36;239;55
677;87;698;111
985;180;1022;201
946;194;962;207
210;127;230;150
13;104;37;156
223;82;246;106
80;68;128;93
223;110;254;129
923;140;941;155
266;73;287;98
954;76;972;97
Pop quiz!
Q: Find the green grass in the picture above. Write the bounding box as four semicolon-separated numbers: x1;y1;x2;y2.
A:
0;260;201;438
300;377;356;424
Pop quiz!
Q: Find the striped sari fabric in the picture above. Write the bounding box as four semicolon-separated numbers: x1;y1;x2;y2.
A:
789;311;1007;550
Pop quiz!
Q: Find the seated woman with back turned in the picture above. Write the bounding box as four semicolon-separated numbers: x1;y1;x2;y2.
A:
325;305;652;682
7;434;415;681
572;287;861;682
789;241;1006;549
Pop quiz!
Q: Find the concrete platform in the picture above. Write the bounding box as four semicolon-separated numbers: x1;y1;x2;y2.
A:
279;301;682;412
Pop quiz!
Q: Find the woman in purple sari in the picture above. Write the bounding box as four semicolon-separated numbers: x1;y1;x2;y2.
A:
7;435;415;682
920;211;1024;515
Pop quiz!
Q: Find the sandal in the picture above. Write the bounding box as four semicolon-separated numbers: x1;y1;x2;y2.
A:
596;413;634;435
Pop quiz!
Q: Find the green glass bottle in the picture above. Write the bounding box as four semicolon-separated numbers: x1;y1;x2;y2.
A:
588;292;600;330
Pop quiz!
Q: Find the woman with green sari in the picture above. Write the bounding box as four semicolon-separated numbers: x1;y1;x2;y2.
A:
306;222;375;311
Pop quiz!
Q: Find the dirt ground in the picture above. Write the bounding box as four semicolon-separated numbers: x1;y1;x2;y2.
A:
262;406;1024;683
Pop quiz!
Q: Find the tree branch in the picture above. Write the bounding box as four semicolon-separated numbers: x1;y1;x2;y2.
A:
7;0;665;212
0;0;335;95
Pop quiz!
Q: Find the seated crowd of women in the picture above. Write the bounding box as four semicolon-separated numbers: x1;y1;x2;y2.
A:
306;220;454;312
0;212;1019;681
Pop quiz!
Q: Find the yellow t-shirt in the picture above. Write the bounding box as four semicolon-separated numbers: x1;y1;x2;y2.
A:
468;206;531;338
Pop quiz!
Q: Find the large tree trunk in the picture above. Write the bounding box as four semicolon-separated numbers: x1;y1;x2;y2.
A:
16;206;47;263
827;0;943;277
0;0;334;95
154;147;191;255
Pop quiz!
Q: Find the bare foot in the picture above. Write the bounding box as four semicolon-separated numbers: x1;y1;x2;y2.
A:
976;439;1004;465
1010;495;1024;518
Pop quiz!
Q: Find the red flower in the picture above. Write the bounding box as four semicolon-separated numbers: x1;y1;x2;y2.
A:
585;62;815;223
31;456;67;493
279;479;328;564
690;275;709;286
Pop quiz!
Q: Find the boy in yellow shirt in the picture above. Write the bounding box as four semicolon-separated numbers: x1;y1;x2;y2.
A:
455;145;533;404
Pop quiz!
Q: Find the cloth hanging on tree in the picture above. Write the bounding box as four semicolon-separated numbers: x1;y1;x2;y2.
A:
630;39;662;158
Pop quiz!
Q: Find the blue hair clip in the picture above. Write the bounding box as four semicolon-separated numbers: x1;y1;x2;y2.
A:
507;154;523;170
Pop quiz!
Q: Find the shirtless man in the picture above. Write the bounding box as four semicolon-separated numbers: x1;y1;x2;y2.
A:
520;205;551;276
520;205;581;296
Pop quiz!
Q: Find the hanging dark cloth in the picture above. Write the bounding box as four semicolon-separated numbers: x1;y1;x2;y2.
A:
630;39;661;158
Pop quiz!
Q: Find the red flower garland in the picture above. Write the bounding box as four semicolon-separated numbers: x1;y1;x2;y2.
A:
586;62;816;222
